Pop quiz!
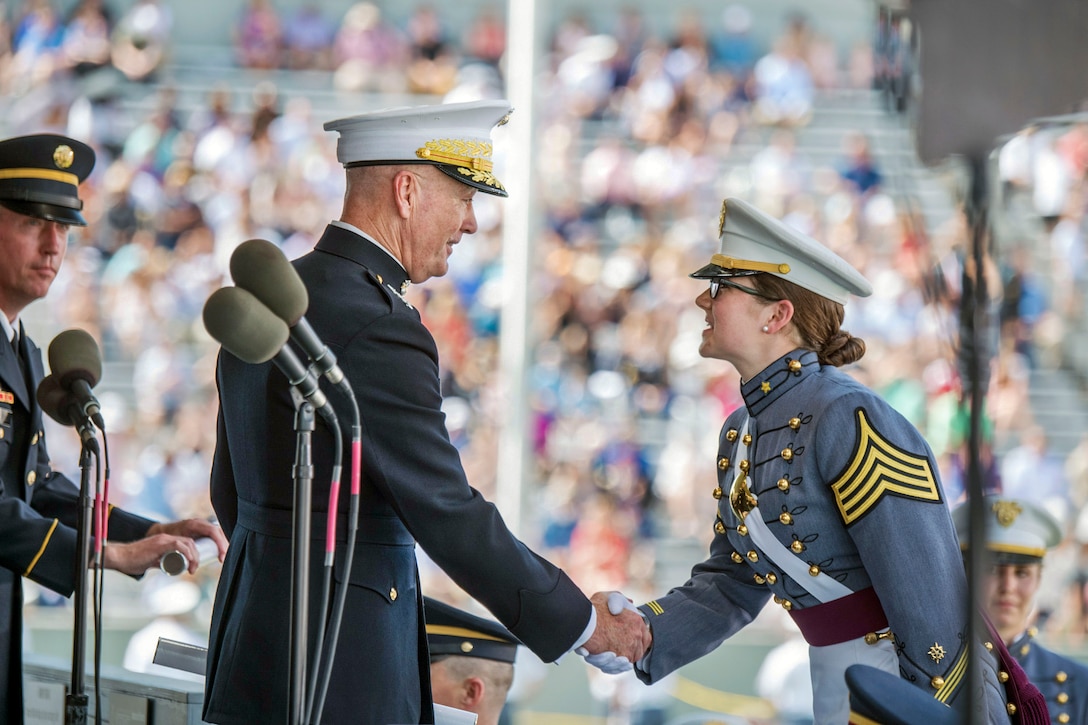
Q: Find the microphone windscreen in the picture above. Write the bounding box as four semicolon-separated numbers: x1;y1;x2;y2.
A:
47;329;102;387
229;239;308;326
36;374;78;426
203;286;290;364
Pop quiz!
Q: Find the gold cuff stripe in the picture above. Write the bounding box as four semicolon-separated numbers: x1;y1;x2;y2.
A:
415;139;494;172
832;409;940;525
0;168;79;186
935;648;968;704
425;624;509;643
710;254;791;275
25;518;59;577
646;600;664;615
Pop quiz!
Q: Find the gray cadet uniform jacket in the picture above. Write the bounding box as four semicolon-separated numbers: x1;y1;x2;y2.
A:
636;350;1013;722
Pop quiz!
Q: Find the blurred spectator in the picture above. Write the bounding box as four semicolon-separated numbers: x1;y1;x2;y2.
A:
282;2;335;71
837;130;882;197
8;0;64;92
710;4;756;80
110;0;172;82
332;1;409;93
405;4;458;95
1000;425;1071;521
462;4;505;68
234;0;282;70
59;0;112;76
751;18;815;127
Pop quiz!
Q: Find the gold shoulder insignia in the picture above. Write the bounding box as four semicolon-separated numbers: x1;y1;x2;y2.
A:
831;408;940;525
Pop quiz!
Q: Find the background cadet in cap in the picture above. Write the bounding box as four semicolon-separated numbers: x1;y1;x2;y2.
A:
584;197;1015;723
0;133;227;725
955;496;1088;725
425;596;519;725
203;102;649;725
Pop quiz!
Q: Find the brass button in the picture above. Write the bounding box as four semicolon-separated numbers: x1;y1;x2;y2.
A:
780;600;792;611
1059;713;1070;724
0;429;4;440
781;449;793;461
389;587;398;601
1006;704;1016;716
790;540;804;553
753;574;765;584
998;671;1009;683
779;512;793;525
1056;671;1068;683
777;478;789;491
726;429;737;442
741;433;752;445
30;433;38;445
460;642;473;653
809;565;820;576
376;274;384;284
931;676;944;690
1057;693;1069;704
731;552;743;564
747;550;758;562
718;457;729;470
715;521;727;535
766;572;777;584
739;459;750;473
737;525;748;536
789;417;801;429
788;359;802;373
1019;644;1030;656
27;471;36;486
984;641;994;651
712;487;723;500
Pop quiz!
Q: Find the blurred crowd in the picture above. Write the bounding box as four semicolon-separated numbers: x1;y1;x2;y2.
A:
6;0;1088;718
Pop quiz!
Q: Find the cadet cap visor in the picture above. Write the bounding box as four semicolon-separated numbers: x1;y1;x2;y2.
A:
0;134;95;226
324;100;512;197
952;496;1063;564
691;197;872;305
846;664;958;725
424;596;520;664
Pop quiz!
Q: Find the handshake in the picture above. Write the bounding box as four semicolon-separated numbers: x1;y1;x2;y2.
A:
576;591;652;675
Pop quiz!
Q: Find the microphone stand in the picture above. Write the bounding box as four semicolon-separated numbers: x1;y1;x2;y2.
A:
289;398;315;725
66;434;98;725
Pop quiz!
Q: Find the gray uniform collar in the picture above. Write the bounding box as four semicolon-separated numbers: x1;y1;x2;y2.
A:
740;348;820;416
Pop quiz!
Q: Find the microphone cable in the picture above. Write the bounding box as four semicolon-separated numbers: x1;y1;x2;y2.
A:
307;383;360;725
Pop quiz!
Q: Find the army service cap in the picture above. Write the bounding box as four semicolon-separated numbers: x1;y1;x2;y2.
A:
324;100;512;197
690;197;872;305
424;597;520;664
952;496;1063;564
0;134;95;226
846;664;958;725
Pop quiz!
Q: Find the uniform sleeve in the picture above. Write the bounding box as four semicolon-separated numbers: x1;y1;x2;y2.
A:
632;415;771;685
342;312;591;662
816;393;973;707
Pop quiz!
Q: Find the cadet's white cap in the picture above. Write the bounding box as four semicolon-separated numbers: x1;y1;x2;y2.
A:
323;100;513;197
690;197;872;304
952;496;1063;563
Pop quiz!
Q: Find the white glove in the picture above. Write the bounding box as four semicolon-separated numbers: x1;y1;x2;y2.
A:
575;647;633;674
575;591;645;674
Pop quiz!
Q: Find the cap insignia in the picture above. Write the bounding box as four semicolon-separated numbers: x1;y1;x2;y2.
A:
719;199;728;237
497;113;511;126
993;500;1022;528
416;138;493;172
53;145;74;170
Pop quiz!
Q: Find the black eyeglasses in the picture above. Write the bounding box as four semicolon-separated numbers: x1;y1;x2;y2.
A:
708;277;777;301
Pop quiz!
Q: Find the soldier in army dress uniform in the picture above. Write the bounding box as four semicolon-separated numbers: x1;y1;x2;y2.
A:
0;133;226;724
585;197;1022;723
955;496;1088;725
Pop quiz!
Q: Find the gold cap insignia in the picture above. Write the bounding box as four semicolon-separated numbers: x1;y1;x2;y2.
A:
53;145;74;170
993;500;1022;527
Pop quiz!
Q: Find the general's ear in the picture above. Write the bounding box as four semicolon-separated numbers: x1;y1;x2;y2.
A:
392;169;418;219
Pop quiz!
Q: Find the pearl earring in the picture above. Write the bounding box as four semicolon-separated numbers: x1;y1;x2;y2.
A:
762;325;770;333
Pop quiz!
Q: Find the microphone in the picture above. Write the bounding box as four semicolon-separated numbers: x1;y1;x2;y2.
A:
202;286;333;418
37;374;98;449
229;239;346;386
46;329;105;430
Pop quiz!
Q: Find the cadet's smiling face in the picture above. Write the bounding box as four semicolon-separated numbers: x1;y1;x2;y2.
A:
984;562;1042;642
0;204;69;320
403;166;478;283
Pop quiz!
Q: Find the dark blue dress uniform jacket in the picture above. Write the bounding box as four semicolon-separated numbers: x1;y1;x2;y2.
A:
0;326;154;724
204;225;591;725
1010;630;1088;725
636;351;1011;721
